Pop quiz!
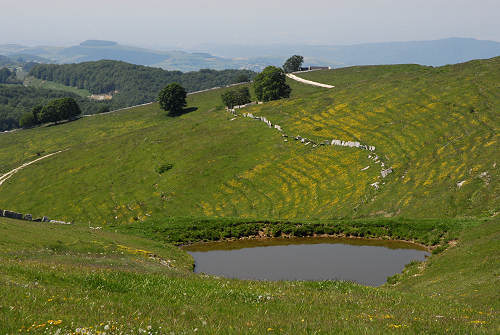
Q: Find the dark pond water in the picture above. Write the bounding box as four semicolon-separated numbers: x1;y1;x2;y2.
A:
184;238;429;286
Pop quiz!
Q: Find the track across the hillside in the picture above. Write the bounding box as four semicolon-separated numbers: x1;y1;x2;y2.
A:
0;150;66;187
286;73;335;88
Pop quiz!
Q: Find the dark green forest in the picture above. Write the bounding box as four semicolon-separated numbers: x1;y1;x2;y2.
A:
0;85;105;131
29;60;255;108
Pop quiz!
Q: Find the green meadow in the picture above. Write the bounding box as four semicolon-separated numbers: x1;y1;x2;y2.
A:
0;217;498;333
0;57;499;333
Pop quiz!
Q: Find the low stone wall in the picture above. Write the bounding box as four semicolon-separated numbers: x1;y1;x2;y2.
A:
0;209;72;224
227;103;394;186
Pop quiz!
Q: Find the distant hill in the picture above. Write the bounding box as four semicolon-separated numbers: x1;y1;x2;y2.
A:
201;37;500;68
2;38;499;71
0;40;253;72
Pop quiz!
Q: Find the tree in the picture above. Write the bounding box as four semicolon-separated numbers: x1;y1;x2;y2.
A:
235;73;250;83
31;104;43;124
97;105;110;114
158;83;187;115
0;67;12;83
283;55;304;73
39;97;81;123
19;112;37;128
253;66;291;102
221;86;251;108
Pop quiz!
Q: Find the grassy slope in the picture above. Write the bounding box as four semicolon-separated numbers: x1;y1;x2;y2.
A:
0;80;329;224
0;59;498;333
0;59;498;223
23;76;91;97
1;217;498;334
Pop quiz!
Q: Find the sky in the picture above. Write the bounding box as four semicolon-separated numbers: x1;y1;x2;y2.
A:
2;0;499;49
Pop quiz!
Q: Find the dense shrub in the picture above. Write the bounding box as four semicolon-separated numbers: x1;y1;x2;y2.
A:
221;86;251;108
156;163;174;174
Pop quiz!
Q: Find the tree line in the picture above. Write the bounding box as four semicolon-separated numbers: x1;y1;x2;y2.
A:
29;60;255;109
19;97;82;128
0;85;106;131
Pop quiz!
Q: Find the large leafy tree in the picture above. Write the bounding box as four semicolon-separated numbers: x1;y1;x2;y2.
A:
253;66;291;102
283;55;304;73
158;83;187;115
38;97;81;123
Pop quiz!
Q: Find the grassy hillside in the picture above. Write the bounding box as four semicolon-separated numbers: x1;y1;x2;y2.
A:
1;216;498;334
0;58;498;334
0;58;498;224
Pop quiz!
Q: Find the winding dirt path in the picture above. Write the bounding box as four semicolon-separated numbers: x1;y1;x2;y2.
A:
0;150;66;187
286;73;335;88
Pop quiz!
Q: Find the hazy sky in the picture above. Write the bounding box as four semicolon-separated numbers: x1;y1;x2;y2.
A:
2;0;499;49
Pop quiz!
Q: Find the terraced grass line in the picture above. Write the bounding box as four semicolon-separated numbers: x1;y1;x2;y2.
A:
0;150;66;187
230;104;392;194
0;58;497;221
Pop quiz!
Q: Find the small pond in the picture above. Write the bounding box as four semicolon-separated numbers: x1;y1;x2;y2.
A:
184;238;429;286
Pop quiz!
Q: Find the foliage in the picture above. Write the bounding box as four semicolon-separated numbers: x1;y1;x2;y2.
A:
158;83;187;115
38;97;82;123
283;55;304;73
0;84;105;131
18;112;37;128
156;163;173;174
97;105;110;114
29;60;256;109
221;86;251;108
117;216;479;246
0;67;12;83
253;66;291;101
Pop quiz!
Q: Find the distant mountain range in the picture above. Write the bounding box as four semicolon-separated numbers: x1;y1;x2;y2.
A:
1;38;499;72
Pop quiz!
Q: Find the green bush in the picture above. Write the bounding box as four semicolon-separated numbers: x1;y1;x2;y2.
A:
19;112;37;128
156;163;173;174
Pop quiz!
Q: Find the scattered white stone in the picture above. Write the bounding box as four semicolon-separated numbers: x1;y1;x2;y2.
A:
361;166;370;171
370;182;380;189
381;168;393;178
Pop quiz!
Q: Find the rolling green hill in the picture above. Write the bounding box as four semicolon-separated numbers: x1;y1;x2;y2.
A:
0;57;498;333
1;58;497;224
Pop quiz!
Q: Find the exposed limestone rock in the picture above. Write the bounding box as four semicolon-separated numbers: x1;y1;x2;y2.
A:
381;168;393;178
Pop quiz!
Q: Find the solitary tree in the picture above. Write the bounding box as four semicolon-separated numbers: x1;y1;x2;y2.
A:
253;66;291;102
283;55;304;73
158;83;187;115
